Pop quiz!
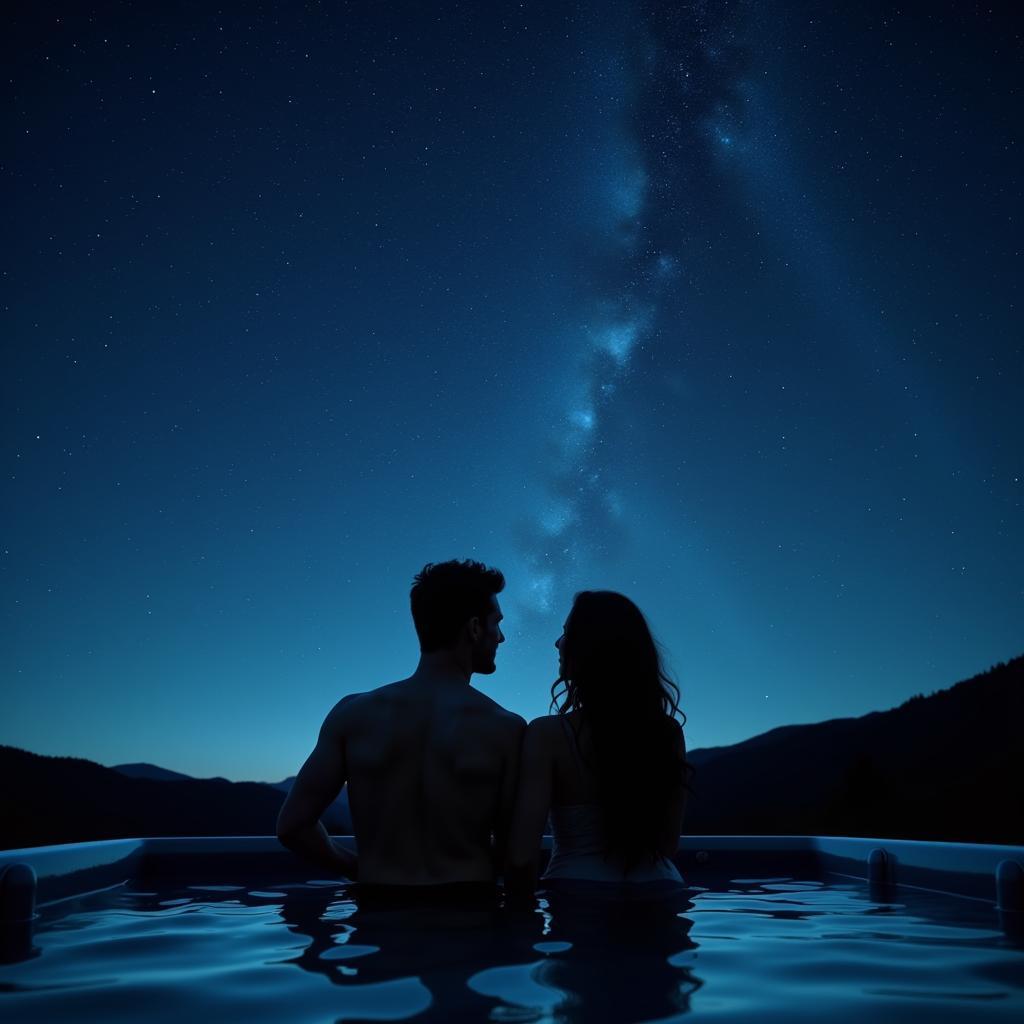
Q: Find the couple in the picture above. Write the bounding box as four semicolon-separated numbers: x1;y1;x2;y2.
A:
276;559;690;901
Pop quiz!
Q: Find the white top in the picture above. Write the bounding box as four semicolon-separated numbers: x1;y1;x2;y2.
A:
541;715;683;884
543;803;683;883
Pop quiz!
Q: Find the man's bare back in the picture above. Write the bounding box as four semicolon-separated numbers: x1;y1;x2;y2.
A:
277;565;525;887
332;679;522;884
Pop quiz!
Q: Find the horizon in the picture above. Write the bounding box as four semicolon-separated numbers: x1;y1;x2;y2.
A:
4;2;1021;783
7;650;1019;783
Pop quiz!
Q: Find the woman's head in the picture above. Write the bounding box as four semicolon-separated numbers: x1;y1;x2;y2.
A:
554;590;679;720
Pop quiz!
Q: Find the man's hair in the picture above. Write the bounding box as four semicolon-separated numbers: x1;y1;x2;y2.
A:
410;559;505;653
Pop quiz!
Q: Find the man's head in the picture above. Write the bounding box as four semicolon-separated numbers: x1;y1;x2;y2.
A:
410;559;506;673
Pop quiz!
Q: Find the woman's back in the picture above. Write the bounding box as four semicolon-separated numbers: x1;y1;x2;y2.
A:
543;712;684;885
550;711;597;806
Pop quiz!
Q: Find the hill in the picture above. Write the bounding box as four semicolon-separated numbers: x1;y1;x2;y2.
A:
109;763;351;823
112;762;197;783
0;749;351;851
2;655;1020;849
682;655;1024;843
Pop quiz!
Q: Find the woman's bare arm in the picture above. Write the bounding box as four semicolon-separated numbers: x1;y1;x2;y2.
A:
505;718;553;902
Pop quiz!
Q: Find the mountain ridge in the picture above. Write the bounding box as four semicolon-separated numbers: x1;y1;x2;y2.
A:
0;748;352;851
681;655;1023;843
2;654;1020;850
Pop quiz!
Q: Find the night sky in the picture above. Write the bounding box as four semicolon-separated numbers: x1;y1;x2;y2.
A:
3;2;1021;782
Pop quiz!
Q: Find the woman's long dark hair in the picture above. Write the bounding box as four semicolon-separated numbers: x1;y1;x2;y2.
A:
550;590;693;872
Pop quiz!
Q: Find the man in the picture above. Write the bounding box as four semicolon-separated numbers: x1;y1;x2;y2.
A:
276;559;525;895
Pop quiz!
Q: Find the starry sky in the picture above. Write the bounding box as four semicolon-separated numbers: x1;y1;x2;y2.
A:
3;1;1021;782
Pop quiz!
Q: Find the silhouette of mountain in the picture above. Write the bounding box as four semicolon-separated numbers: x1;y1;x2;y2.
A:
682;655;1024;844
2;656;1020;850
111;765;353;830
112;762;196;783
0;748;352;851
255;774;351;825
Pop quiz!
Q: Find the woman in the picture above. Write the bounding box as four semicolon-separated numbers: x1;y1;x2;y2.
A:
507;591;691;897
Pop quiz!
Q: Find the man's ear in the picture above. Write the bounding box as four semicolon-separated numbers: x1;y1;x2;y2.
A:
467;616;481;642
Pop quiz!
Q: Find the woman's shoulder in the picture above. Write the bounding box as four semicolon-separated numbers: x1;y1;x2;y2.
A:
526;713;563;733
525;713;575;744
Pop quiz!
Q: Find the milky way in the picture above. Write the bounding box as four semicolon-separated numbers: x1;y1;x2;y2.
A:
516;2;752;615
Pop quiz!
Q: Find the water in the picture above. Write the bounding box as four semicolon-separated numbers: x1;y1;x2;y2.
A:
1;876;1021;1022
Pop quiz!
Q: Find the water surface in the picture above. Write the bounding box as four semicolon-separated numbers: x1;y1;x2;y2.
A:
1;875;1021;1022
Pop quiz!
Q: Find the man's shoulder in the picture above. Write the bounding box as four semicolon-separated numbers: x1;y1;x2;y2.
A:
322;681;406;728
321;692;363;733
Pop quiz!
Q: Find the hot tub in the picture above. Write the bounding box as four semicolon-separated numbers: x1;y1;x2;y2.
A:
1;835;1022;1022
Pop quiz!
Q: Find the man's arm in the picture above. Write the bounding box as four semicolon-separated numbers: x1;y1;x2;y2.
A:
276;698;359;878
491;713;527;878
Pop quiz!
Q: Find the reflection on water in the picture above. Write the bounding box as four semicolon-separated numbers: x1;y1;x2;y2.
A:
281;883;698;1023
280;886;522;1019
0;876;1022;1022
464;886;699;1023
275;882;698;1022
